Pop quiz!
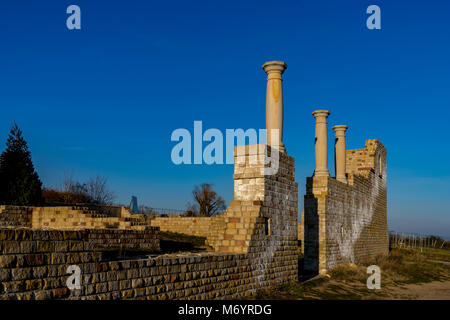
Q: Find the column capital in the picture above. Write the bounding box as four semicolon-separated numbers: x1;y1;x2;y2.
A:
332;125;348;134
312;110;330;119
262;61;287;76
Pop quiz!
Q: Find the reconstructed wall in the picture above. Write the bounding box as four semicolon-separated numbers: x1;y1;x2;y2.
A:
0;206;149;231
298;211;304;254
0;145;298;300
150;216;214;238
304;139;388;274
0;229;288;300
0;206;33;228
149;145;299;260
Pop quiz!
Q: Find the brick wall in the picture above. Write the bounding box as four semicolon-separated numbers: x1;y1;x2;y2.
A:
304;139;388;274
210;145;298;285
0;228;292;300
148;145;299;267
0;144;299;300
0;206;150;231
0;206;33;228
150;216;214;238
298;211;304;254
0;228;162;300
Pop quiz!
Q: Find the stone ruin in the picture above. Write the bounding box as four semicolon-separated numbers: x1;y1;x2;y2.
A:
0;61;387;299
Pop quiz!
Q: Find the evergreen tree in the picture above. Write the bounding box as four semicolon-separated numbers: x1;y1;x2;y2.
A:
0;122;43;205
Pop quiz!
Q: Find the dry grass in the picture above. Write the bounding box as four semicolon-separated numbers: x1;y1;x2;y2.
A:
252;248;450;300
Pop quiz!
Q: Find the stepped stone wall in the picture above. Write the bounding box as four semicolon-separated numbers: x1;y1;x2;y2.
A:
0;206;33;228
0;206;149;231
0;145;298;300
304;139;388;274
150;145;298;260
150;216;213;239
0;59;391;299
0;229;283;300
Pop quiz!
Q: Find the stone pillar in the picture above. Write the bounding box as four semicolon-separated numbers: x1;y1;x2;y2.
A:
312;110;330;176
262;61;287;152
332;125;348;183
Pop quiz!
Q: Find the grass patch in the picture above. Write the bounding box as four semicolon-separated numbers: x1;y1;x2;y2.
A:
371;248;450;284
159;231;210;253
251;248;450;300
100;247;160;261
420;247;450;262
98;231;211;261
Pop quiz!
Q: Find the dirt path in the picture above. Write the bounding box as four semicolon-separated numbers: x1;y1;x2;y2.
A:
428;260;450;266
389;280;450;300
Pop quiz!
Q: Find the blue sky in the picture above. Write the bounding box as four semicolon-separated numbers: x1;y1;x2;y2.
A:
0;0;449;237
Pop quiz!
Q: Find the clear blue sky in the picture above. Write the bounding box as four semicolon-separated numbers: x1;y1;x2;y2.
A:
0;0;449;237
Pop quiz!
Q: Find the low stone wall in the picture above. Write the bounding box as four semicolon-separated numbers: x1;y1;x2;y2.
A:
32;207;122;230
0;206;33;228
150;216;214;238
0;228;294;300
0;206;149;231
83;229;160;251
0;144;299;300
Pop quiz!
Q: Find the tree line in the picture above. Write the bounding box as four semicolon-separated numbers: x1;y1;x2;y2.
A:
0;122;114;206
0;122;226;216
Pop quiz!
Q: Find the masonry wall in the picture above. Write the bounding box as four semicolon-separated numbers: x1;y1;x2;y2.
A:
304;139;388;274
0;144;299;300
150;216;214;238
0;206;33;228
149;145;299;260
0;229;295;300
298;211;304;254
0;206;149;231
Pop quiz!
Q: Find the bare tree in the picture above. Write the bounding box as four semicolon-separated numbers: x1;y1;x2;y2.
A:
85;175;115;205
61;170;89;204
187;183;226;217
49;172;115;205
61;170;75;193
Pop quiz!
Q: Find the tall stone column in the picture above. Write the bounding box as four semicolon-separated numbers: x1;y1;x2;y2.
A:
262;61;287;152
312;110;330;176
332;125;348;183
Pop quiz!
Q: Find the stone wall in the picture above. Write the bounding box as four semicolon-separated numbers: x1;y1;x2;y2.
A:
0;144;299;300
0;206;149;231
304;139;388;274
0;206;33;228
149;145;299;261
298;211;304;254
150;216;214;238
0;229;291;300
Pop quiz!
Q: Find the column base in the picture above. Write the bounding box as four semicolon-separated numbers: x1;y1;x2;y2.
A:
268;143;286;153
314;169;329;177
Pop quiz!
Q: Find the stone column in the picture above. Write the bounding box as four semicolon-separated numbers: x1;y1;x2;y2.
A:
332;125;348;183
312;110;330;176
262;61;287;152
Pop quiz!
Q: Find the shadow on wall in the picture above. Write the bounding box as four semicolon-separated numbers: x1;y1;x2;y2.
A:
304;196;319;275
